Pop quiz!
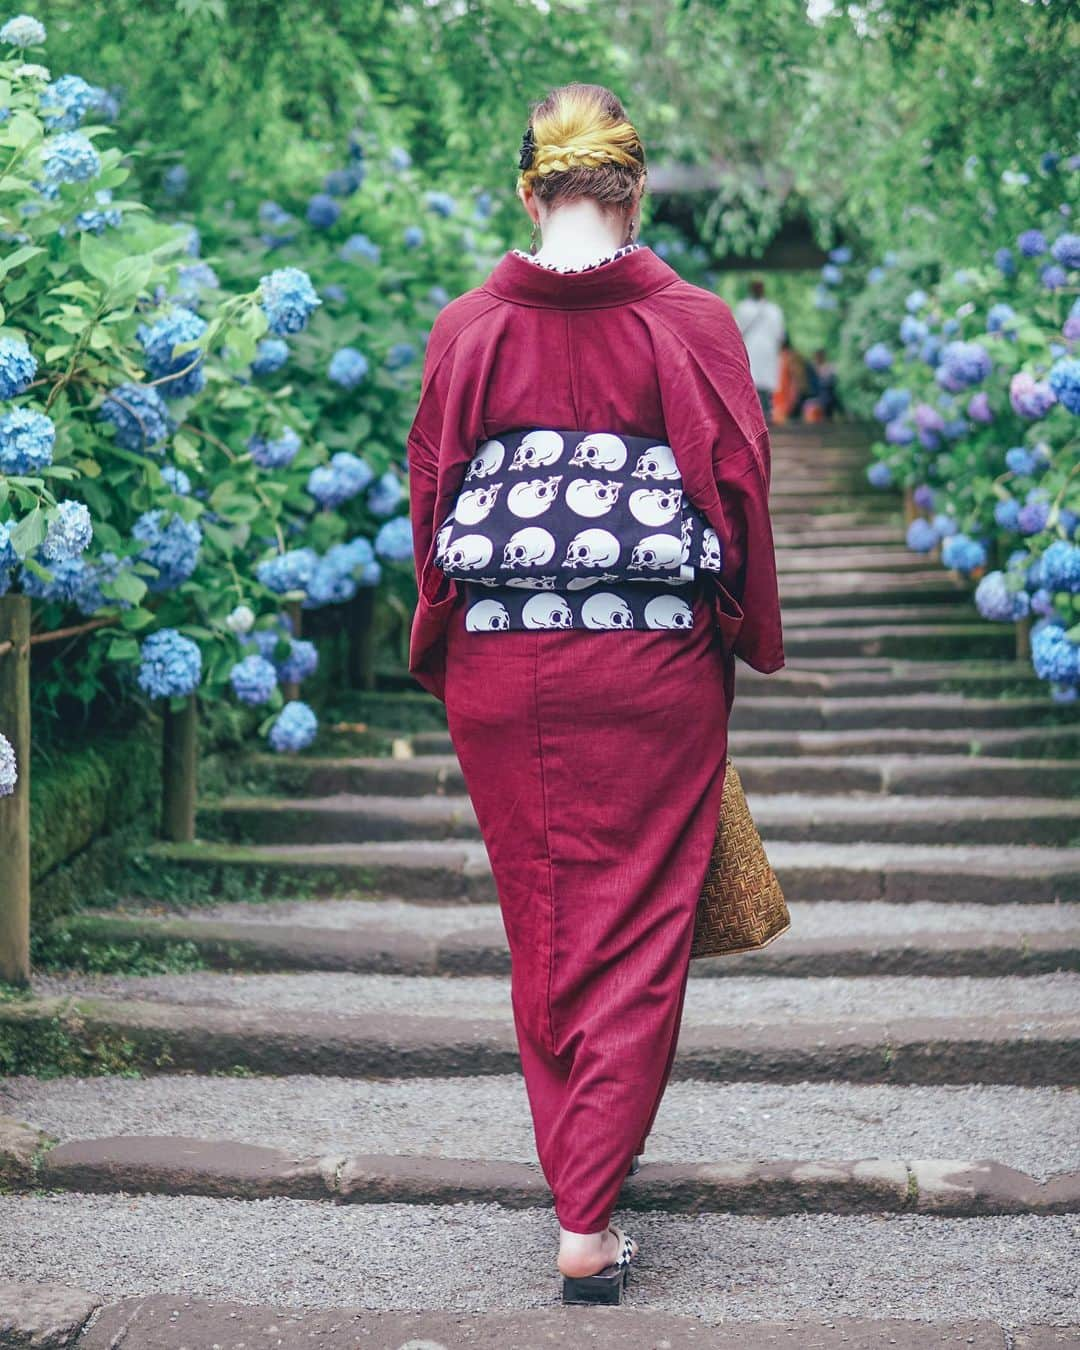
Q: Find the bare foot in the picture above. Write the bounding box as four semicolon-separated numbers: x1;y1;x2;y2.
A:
557;1226;625;1279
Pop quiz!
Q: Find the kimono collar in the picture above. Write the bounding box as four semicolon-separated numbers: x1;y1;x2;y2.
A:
483;245;681;310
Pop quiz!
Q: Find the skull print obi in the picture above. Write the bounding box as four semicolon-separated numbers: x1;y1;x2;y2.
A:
433;426;726;632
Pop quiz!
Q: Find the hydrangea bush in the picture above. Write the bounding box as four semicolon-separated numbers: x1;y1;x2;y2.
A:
853;167;1080;701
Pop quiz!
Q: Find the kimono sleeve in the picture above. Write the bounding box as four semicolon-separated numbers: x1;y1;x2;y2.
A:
658;316;785;674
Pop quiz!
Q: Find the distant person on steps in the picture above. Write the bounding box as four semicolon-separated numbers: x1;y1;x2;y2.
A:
735;278;785;424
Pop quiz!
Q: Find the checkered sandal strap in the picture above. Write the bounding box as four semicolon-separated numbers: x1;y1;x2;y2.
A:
609;1225;637;1268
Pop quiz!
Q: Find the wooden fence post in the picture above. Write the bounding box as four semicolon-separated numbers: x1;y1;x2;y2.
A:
1015;615;1032;662
0;595;31;986
346;588;376;690
162;695;198;843
282;600;303;702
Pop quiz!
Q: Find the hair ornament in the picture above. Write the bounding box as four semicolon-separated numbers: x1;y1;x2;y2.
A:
518;125;536;172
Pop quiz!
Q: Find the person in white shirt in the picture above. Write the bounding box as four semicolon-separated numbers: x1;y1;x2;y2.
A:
734;278;786;423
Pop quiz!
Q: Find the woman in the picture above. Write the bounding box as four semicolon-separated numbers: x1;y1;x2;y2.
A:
406;82;784;1299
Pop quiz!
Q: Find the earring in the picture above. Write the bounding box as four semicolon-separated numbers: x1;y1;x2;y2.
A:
529;219;540;255
626;214;636;246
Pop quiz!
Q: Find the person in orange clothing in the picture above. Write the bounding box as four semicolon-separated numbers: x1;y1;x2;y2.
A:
772;336;810;423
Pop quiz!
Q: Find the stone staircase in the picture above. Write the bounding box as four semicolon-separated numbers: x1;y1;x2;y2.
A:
1;425;1078;1345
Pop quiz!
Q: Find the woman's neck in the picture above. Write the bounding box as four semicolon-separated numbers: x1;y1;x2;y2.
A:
531;202;633;270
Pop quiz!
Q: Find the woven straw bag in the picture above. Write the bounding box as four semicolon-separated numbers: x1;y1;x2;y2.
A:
691;758;790;959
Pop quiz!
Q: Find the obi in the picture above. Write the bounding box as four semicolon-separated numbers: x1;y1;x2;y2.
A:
433;426;725;587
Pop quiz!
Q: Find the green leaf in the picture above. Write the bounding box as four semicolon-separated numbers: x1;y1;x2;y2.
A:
107;636;141;662
0;244;43;280
9;506;45;556
109;569;148;605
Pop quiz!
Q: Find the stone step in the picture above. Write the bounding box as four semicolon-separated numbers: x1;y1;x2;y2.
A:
776;547;932;572
197;791;1080;849
6;1069;1075;1185
6;971;1079;1083
734;660;1044;698
136;838;1080;904
780;625;1015;660
779;603;981;628
728;695;1070;732
771;524;916;547
1;1209;1076;1333
780;573;969;605
57;898;1080;977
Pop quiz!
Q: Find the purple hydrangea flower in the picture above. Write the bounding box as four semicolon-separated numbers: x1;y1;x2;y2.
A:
913;484;935;510
1010;372;1057;419
885;419;914;445
1018;499;1051;535
967;391;993;424
935;340;992;392
1017;229;1047;258
975;571;1030;622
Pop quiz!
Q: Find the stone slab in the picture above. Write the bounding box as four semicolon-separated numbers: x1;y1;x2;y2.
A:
0;1281;101;1349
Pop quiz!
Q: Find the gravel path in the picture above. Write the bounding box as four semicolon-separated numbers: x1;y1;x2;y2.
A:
2;1076;1077;1180
103;896;1080;939
0;1195;1075;1326
30;969;1080;1022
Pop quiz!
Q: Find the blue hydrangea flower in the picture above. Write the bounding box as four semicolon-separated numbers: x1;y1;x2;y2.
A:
306;193;340;229
268;700;318;753
905;289;928;313
899;315;928;346
160;465;191;495
41;500;92;561
1041;263;1067;291
251;337;289;377
986;303;1016;335
374;515;413;561
905;518;938;553
974;571;1030;622
248;427;301;469
994;497;1020;530
328;346;369;388
98;382;171;453
820;262;842;287
1017;229;1047;258
74;187;122;233
403;224;424;249
321;283;347;304
1051;233;1080;270
276;637;318;684
172;262;220;305
424;190;456;217
0;407;54;473
427;284;450;308
258;267;321;336
885;419;914;446
40;131;100;185
0;335;37;399
1031;624;1080;685
1;14;45;45
0;730;16;797
941;533;986;573
914;403;945;436
1018;499;1051;536
812;285;838;311
367;470;404;517
306;451;374;509
1048;357;1080;415
828;246;852;265
0;521;15;571
873;388;910;423
866;266;885;285
1010;372;1057;419
993;247;1016;277
229;653;278;706
1030;587;1055;617
40;74;98;131
138;307;207;399
163;164;189;197
1039;540;1080;593
389;146;412;170
864;343;892;372
256;547;318;595
339;233;381;264
935;340;992;392
932;513;959;539
385;343;416;371
473;190;493;219
137;628;202;699
133;509;202;591
323;165;364;196
1042;152;1061;173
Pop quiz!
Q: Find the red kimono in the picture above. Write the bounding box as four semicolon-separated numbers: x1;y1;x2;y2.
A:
406;246;784;1234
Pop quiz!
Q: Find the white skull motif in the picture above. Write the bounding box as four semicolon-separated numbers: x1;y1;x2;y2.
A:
568;433;628;471
505;575;558;589
522;593;573;629
434;521;455;563
565;478;623;518
465;599;510;631
644;595;694;629
443;534;494;571
455;483;502;526
506;475;563;519
465;439;506;480
564;529;621;569
503;526;556;569
699;526;723;572
510;430;564;471
628;487;683;527
468;576;501;587
631;444;679;480
629;533;683;571
581;592;634;629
